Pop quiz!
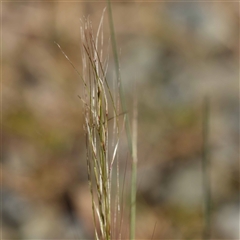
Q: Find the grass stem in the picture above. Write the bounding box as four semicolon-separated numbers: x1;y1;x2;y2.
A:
130;85;138;240
202;96;211;240
106;0;132;154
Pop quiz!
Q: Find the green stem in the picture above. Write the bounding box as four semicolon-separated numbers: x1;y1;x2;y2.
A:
106;0;132;154
202;96;211;239
106;2;137;239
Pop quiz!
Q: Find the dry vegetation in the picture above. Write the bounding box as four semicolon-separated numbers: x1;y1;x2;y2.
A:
2;2;239;239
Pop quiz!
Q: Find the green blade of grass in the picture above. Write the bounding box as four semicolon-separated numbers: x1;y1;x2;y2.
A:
106;1;137;239
202;96;211;240
106;0;132;154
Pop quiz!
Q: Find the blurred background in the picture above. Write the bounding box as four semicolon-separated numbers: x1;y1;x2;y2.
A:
2;1;239;239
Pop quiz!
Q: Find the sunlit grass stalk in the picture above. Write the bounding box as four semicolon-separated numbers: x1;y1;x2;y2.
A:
80;16;120;240
106;1;137;239
57;5;137;238
202;96;211;240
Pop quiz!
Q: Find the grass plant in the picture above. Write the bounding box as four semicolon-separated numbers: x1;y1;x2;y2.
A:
57;2;138;238
79;15;121;240
56;5;213;239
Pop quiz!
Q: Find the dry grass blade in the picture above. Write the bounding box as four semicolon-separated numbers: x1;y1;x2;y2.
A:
57;9;127;240
80;15;120;240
